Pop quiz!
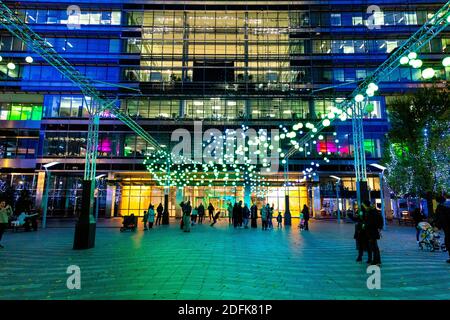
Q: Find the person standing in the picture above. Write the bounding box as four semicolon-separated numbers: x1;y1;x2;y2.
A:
364;200;383;265
354;205;369;263
301;204;310;231
227;202;233;225
183;200;192;232
232;202;239;228
0;200;13;248
156;203;164;226
267;204;274;229
261;204;268;230
148;205;155;229
191;206;198;226
198;203;205;224
142;210;149;230
208;202;215;221
250;203;258;228
179;201;185;230
237;201;244;227
277;212;283;228
243;204;250;229
435;196;450;263
411;208;425;243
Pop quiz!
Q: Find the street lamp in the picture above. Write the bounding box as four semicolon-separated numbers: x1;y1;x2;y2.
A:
330;175;341;223
369;163;387;230
42;162;60;228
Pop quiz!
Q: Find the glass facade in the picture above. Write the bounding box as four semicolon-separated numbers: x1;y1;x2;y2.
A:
1;0;448;217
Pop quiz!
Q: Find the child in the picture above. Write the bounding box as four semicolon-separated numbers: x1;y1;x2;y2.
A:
277;212;283;228
142;211;148;230
299;212;305;230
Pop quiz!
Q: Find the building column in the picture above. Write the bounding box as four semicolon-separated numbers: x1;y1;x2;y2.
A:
175;187;184;219
105;172;116;218
35;171;46;212
312;176;321;218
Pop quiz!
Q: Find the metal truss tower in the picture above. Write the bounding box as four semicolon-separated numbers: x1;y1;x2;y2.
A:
284;1;450;207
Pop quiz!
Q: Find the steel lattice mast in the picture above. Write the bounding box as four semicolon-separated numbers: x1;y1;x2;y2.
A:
0;0;163;181
284;1;450;206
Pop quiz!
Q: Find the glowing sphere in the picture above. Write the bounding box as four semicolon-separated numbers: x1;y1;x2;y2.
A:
442;57;450;67
407;52;417;60
422;68;435;79
7;62;15;70
25;56;33;63
322;119;331;127
400;57;409;65
354;94;364;102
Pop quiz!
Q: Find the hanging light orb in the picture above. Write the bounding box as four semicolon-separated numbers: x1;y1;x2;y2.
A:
322;119;331;127
407;52;417;60
25;56;33;63
368;82;379;91
400;56;409;65
365;88;375;97
7;62;16;70
354;94;364;103
421;68;435;79
442;56;450;67
0;56;2;62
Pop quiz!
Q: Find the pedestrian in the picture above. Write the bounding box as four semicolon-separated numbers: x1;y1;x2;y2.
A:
250;203;258;228
301;204;310;231
233;202;239;228
364;200;383;265
435;196;450;263
210;210;221;227
227;202;233;225
179;201;185;230
142;210;149;230
156;203;164;225
354;205;369;263
183;200;192;232
277;212;282;228
0;200;13;248
237;200;243;227
267;204;274;229
208;202;215;221
191;206;198;226
411;208;425;243
261;204;268;230
243;204;250;228
198;203;205;224
148;205;155;229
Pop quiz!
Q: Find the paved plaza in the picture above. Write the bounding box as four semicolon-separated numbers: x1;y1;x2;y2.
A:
0;219;449;300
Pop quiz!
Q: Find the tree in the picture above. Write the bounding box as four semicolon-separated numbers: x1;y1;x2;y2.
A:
382;85;450;215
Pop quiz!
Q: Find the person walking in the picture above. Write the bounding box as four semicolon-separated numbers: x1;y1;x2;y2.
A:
0;200;13;248
277;212;283;228
301;204;310;231
435;196;450;263
198;203;205;224
183;200;192;232
142;210;149;230
191;206;198;226
227;202;233;226
208;202;215;221
155;203;164;226
250;203;258;228
364;200;383;265
411;208;425;243
243;204;250;228
148;205;155;229
267;204;274;229
232;202;239;228
210;210;221;227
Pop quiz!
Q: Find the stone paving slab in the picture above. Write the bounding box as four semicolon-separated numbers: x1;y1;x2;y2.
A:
0;220;449;300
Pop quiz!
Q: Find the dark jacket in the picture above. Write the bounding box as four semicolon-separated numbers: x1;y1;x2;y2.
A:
411;209;424;226
243;206;250;219
198;204;205;216
436;203;450;231
208;204;214;214
157;204;164;216
250;205;258;219
365;206;383;240
302;207;310;221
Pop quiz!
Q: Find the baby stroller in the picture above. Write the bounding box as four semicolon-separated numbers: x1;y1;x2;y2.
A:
120;214;138;232
418;222;446;252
